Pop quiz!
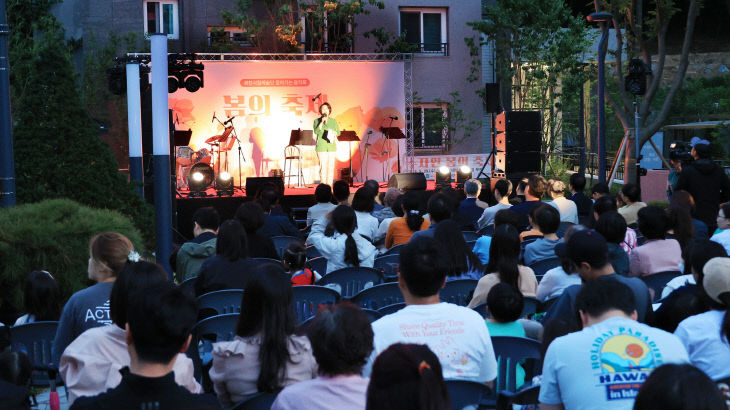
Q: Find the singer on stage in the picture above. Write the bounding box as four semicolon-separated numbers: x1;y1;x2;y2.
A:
313;102;340;185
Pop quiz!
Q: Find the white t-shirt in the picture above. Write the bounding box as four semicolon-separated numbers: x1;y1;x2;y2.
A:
547;197;579;224
711;230;730;256
307;202;336;227
364;303;498;383
355;211;379;242
540;316;689;410
674;310;730;380
535;266;581;302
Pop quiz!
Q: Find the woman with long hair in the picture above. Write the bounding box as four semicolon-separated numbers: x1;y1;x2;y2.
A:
15;270;61;325
467;224;537;307
307;205;377;274
629;206;683;277
385;190;429;248
352;187;380;243
433;219;482;281
209;264;317;407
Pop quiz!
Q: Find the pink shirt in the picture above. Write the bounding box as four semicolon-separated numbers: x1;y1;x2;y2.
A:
59;325;201;405
272;374;369;410
629;238;683;277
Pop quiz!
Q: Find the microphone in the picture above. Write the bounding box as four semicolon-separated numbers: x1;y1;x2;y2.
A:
389;116;398;120
211;113;216;123
311;93;322;102
224;116;235;125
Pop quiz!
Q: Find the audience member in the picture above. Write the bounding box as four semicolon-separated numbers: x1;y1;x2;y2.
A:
365;237;498;383
594;211;630;276
542;230;653;325
468;224;538;307
593;195;637;254
257;188;304;239
307;184;336;227
711;203;730;254
536;225;585;302
674;257;730;381
0;351;31;410
457;179;484;229
366;343;449;410
194;220;259;296
332;180;351;205
477;179;512;230
373;188;401;223
667;197;697;269
523;204;561;265
282;242;316;286
629;206;682;277
485;283;527;389
209;264;317;407
547;180;578;224
272;302;373;410
14;270;60;325
61;262;200;405
539;280;689;410
375;194;404;244
634;363;726;410
511;174;548;232
352;187;380;242
671;190;708;241
568;173;592;225
433;220;482;281
409;193;452;242
385;191;429;248
363;180;385;213
176;207;219;281
307;205;377;273
618;183;647;225
514;177;529;204
235;201;279;260
590;182;610;201
54;232;134;364
473;209;519;265
70;282;218;410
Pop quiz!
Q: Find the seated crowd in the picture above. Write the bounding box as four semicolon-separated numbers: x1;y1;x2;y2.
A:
4;170;730;410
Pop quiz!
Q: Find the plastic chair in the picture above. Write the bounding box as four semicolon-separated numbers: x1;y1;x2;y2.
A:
478;225;495;236
440;279;478;306
350;282;404;311
179;276;197;297
381;243;405;256
556;222;575;238
196;289;243;318
377;302;406;316
231;391;280;410
252;257;283;264
445;379;493;410
462;231;481;242
316;267;383;298
496;383;540;410
491;336;542;394
641;270;682;302
362;308;383;322
292;285;341;324
373;254;400;282
307;256;328;277
186;313;239;383
283;145;304;188
528;257;561;276
10;321;62;391
271;236;303;259
305;245;321;260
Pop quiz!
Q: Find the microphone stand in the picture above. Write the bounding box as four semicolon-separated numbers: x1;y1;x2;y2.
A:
230;121;246;193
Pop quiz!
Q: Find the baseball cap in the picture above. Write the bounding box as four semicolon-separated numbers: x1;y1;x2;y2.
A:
690;136;710;147
702;257;730;304
554;229;608;268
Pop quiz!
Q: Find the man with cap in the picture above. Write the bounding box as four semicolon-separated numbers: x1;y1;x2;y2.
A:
676;137;730;233
542;230;653;326
674;256;730;381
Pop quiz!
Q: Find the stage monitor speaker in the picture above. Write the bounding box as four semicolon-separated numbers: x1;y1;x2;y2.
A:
495;152;541;176
495;111;541;153
388;173;427;191
245;177;284;198
484;83;501;113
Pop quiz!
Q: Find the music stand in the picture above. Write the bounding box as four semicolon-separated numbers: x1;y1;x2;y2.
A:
289;129;316;146
338;130;360;186
380;127;406;174
173;129;192;147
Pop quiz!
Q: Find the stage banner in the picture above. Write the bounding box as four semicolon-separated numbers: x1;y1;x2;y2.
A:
409;154;491;180
170;61;406;186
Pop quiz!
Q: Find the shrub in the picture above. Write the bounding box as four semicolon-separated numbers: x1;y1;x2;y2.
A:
0;199;143;320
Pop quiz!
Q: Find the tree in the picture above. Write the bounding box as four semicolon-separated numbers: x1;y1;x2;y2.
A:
595;0;701;183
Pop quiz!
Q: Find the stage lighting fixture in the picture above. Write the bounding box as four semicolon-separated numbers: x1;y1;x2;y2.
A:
435;166;452;187
456;165;472;186
168;76;180;93
188;163;214;197
168;54;204;94
216;172;234;196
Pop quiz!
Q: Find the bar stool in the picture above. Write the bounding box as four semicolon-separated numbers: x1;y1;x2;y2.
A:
283;145;304;188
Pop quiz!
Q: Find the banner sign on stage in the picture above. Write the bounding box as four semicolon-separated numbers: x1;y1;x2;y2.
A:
170;61;406;186
408;154;491;180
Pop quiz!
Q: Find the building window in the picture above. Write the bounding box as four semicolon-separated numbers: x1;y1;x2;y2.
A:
144;1;179;40
413;104;447;149
399;8;448;55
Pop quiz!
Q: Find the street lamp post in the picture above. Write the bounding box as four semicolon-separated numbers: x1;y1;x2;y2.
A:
587;12;613;184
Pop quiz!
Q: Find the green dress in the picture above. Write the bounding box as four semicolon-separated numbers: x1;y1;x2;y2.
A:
313;117;339;152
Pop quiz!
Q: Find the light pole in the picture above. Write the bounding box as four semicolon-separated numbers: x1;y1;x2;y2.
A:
587;12;613;184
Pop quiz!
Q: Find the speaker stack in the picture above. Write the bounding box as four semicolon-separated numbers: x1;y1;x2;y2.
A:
494;111;541;178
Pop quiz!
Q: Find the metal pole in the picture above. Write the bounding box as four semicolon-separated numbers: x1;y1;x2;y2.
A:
579;81;586;176
0;0;15;208
635;101;641;189
596;23;609;183
126;62;144;198
151;34;173;279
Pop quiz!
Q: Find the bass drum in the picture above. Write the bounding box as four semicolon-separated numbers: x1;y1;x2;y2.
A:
187;162;215;191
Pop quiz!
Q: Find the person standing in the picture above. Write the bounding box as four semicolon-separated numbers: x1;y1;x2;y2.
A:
313;102;340;185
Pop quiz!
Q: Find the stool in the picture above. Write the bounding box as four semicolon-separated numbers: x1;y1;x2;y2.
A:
283;145;304;188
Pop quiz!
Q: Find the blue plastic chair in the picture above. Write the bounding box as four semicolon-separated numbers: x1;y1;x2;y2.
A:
291;285;341;324
641;270;682;302
271;236;303;259
316;267;383;298
231;391;280;410
179;276;197;297
462;231;481;242
350;282;404;311
362;308;383;322
252;257;283;264
527;257;561;276
10;321;62;391
307;256;328;277
440;279;478;306
196;289;243;317
382;243;406;256
305;245;321;260
373;254;400;282
491;336;542;394
186;313;239;383
377;302;406;316
445;379;493;410
497;383;540;410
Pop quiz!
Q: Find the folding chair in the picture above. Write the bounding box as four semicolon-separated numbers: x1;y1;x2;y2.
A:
196;289;243;318
10;322;63;403
271;236;303;259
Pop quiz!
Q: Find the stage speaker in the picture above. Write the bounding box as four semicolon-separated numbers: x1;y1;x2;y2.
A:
484;83;501;113
494;111;541;175
388;173;427;191
245;177;284;198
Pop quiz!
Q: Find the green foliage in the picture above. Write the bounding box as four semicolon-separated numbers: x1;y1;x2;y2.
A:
363;27;418;53
222;0;272;50
0;199;142;315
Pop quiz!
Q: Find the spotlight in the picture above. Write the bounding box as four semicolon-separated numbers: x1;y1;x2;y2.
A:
168;54;204;94
188;163;214;197
216;172;234;196
456;165;472;187
168;76;180;93
435;166;452;188
184;74;203;92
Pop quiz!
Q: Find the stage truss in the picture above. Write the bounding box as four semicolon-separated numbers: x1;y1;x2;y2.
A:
128;52;415;173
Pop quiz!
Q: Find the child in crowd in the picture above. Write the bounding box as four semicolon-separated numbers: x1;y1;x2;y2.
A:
485;283;526;389
15;270;61;326
282;242;319;285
